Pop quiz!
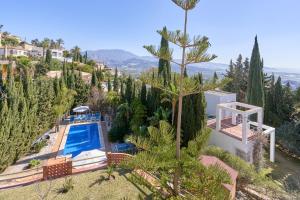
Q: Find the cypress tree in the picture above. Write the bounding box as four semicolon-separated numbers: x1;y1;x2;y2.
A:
113;68;119;92
84;51;88;64
91;70;98;87
45;49;52;64
62;61;67;84
125;76;133;103
274;77;284;125
96;68;104;81
140;82;147;106
158;26;171;86
120;79;124;102
212;71;218;84
246;36;264;108
132;82;136;99
107;77;112;92
181;82;206;146
53;76;60;96
79;54;83;63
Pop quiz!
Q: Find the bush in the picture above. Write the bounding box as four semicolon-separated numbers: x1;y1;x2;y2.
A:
59;177;74;193
28;159;40;168
74;64;94;73
276;121;300;156
31;140;47;153
49;59;62;70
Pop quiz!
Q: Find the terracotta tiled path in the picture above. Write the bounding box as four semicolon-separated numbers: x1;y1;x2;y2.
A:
51;125;66;155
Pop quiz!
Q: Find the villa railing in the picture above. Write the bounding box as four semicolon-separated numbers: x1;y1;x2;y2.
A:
72;155;107;168
62;112;102;125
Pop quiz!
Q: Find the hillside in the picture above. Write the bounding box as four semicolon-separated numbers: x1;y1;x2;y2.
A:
87;49;300;89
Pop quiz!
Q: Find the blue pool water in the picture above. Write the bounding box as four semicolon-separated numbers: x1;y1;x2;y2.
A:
63;123;101;157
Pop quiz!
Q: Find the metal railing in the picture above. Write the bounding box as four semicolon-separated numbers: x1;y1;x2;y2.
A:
63;112;102;125
72;155;107;168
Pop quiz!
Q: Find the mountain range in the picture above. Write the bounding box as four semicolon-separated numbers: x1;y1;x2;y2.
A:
87;49;300;90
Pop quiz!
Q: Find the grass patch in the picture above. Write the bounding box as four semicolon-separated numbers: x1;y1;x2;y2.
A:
0;169;153;200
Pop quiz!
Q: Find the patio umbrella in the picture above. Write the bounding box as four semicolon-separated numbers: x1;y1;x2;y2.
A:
73;106;90;113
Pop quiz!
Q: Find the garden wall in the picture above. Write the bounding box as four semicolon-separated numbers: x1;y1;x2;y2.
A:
43;158;72;180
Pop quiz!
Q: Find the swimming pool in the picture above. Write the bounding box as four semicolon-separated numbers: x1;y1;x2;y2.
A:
62;123;101;157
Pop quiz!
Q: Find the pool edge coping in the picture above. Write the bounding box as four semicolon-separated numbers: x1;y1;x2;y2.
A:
56;121;105;160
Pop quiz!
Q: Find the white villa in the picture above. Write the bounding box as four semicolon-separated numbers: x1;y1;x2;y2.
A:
205;90;275;163
50;49;64;61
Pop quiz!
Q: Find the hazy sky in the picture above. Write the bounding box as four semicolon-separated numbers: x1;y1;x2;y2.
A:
1;0;299;70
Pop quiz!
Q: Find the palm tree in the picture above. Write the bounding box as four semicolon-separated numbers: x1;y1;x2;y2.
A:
56;38;64;49
31;39;40;46
71;46;81;62
50;39;56;49
41;38;50;58
160;83;179;125
106;91;121;116
117;103;131;122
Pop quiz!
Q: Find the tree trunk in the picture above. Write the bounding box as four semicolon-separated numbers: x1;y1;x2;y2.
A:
173;9;188;195
172;101;175;125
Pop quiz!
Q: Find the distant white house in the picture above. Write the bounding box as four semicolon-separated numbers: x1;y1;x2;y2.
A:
0;46;29;57
50;49;64;61
205;90;275;163
50;48;73;63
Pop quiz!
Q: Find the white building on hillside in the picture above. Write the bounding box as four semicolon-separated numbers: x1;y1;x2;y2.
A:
50;49;64;61
0;46;29;57
205;90;275;163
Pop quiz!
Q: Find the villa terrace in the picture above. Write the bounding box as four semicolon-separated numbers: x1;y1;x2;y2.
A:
206;101;275;163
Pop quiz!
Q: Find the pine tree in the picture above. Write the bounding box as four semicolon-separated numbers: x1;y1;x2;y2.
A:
246;36;264;107
143;0;216;193
223;60;235;92
184;66;188;77
158;26;171;86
